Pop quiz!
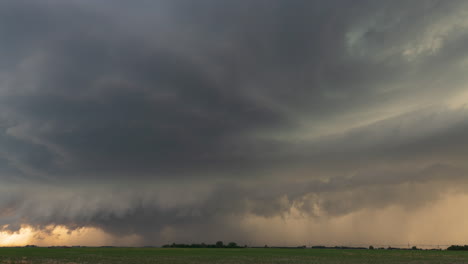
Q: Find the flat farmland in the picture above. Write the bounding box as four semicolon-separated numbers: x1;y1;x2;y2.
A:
1;247;468;264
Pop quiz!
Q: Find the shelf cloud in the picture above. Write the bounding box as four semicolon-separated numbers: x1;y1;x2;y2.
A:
1;0;468;246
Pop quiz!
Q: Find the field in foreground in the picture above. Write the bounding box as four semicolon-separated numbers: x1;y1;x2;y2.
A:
2;247;468;264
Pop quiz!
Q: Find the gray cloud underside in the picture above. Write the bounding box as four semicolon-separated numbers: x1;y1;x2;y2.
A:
1;0;468;244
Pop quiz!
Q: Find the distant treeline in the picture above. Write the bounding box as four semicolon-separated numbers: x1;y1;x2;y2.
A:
447;245;468;251
311;246;367;250
163;241;243;248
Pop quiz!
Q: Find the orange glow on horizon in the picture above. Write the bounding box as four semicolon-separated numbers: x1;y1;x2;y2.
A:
0;225;142;247
0;227;33;246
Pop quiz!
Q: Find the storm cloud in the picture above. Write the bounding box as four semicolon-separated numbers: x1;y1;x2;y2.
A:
1;0;468;246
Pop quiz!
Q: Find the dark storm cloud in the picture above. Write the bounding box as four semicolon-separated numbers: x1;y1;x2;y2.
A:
1;0;468;244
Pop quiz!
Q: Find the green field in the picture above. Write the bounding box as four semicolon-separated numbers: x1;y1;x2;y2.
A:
1;247;468;264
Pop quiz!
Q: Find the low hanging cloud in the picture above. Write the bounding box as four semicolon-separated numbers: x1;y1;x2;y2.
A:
1;0;468;245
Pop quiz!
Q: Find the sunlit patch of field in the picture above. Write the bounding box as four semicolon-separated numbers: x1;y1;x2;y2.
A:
1;248;468;264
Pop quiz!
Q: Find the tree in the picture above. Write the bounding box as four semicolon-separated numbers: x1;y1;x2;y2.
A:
227;242;238;248
216;241;224;248
369;245;374;250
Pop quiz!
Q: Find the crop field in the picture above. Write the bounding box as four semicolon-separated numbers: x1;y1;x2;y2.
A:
1;247;468;264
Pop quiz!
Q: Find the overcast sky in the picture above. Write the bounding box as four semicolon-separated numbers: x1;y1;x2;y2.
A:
1;0;468;246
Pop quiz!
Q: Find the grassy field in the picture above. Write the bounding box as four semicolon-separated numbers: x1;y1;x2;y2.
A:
1;247;468;264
